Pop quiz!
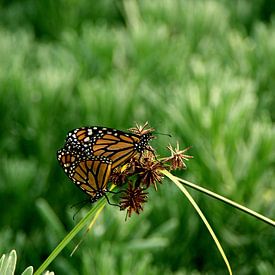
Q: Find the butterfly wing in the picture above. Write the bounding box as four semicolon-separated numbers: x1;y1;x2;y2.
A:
71;159;112;202
57;148;79;173
64;126;144;169
57;148;112;202
92;133;139;169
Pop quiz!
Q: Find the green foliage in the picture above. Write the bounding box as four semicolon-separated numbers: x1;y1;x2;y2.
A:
0;250;35;275
0;0;274;274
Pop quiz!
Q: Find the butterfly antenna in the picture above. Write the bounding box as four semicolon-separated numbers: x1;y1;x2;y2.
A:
154;132;172;137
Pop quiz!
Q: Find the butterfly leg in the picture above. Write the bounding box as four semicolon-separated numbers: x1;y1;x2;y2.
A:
104;193;120;207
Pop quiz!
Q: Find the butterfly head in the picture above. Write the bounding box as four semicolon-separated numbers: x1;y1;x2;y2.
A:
132;132;154;153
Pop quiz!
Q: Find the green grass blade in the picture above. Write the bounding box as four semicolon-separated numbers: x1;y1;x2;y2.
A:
162;169;232;275
21;266;34;275
33;198;107;275
0;250;17;275
177;177;275;227
70;203;106;257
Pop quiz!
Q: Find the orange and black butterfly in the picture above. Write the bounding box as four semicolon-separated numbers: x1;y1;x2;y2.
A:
63;124;155;170
57;148;113;202
57;123;155;202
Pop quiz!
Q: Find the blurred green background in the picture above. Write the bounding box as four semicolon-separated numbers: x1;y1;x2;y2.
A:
0;0;274;274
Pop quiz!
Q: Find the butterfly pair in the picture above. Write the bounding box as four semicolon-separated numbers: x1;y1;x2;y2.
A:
57;125;154;203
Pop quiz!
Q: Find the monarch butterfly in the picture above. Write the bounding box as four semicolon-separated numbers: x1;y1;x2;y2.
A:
57;123;155;203
64;124;155;170
57;148;113;202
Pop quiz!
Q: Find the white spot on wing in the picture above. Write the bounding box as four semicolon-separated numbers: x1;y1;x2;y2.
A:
88;129;93;135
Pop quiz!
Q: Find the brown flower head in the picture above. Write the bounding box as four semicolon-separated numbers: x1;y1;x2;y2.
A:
165;142;193;170
119;182;148;220
135;152;165;191
128;121;155;136
110;166;130;187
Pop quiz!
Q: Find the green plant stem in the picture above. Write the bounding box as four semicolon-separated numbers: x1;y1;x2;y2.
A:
70;203;105;256
175;176;275;227
162;170;232;275
34;199;107;275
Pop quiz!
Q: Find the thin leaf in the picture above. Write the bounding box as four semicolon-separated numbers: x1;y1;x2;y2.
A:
70;203;105;256
34;184;117;274
21;266;34;275
0;250;17;275
33;197;107;275
70;184;118;256
177;177;275;227
162;169;232;275
0;254;6;271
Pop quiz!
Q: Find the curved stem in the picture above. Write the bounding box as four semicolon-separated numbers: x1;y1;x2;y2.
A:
162;170;232;275
175;176;275;227
34;198;107;275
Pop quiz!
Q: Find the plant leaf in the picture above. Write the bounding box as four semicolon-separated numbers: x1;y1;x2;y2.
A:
34;197;107;275
0;250;17;275
177;176;275;227
21;266;34;275
162;169;232;275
